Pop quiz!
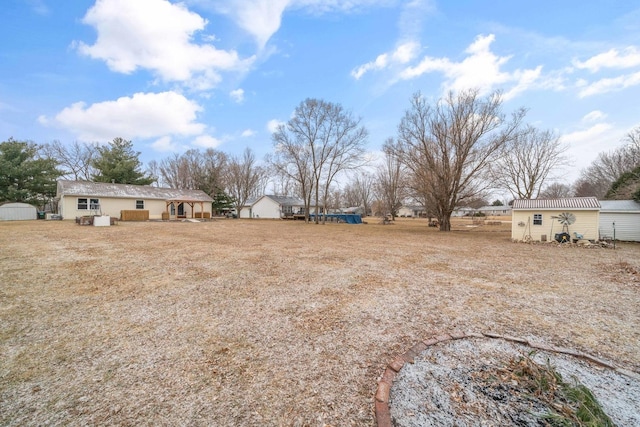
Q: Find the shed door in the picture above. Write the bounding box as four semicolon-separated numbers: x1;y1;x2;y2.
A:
600;213;640;242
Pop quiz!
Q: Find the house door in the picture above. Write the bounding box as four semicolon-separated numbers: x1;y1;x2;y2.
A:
178;203;185;217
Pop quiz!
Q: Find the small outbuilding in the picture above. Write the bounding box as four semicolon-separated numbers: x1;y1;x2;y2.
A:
0;202;38;221
240;195;320;219
599;200;640;242
511;197;600;242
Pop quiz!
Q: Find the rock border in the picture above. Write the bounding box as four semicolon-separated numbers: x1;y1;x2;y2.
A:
374;332;640;427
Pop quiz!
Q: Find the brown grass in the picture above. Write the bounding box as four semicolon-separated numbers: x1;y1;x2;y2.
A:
0;217;638;426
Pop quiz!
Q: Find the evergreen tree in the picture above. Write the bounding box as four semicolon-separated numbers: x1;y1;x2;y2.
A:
92;138;154;185
211;189;235;214
0;138;60;208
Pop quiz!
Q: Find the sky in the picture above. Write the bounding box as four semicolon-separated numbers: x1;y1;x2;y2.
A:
2;0;640;186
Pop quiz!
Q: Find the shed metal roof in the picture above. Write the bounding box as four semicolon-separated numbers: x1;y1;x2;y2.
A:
512;197;600;210
57;180;213;202
599;200;640;212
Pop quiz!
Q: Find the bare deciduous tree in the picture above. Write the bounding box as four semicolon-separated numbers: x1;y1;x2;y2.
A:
42;140;96;181
158;149;227;196
269;98;368;223
226;148;265;218
575;128;640;198
492;125;568;199
375;139;407;220
539;182;573;199
395;89;525;231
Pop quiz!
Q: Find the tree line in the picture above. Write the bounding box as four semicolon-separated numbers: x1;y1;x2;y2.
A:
1;90;638;230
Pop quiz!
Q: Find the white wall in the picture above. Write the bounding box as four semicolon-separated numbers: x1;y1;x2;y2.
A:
251;197;281;219
600;213;640;241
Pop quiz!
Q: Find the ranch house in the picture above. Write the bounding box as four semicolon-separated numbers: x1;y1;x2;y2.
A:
511;197;600;242
56;180;213;221
240;195;322;219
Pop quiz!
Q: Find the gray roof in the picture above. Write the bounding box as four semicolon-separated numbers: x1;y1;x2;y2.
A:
57;180;213;202
599;200;640;212
263;195;306;206
512;197;600;210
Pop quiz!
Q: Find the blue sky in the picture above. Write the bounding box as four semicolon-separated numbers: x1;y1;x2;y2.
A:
2;0;639;184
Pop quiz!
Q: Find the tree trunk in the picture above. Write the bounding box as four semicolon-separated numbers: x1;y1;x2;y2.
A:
439;215;451;231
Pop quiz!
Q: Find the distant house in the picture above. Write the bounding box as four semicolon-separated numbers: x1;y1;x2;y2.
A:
511;197;600;242
476;205;512;216
239;195;323;219
599;200;640;242
398;205;427;217
452;207;475;217
0;202;37;221
56;180;213;220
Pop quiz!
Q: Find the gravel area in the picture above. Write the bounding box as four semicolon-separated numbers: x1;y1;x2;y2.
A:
390;337;640;426
0;218;638;426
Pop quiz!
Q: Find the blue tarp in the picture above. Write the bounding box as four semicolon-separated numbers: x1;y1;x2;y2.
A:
308;214;362;224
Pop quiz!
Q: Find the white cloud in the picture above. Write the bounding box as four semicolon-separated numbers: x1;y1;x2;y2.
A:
267;119;285;133
241;129;256;137
26;0;49;15
205;0;394;48
193;134;223;148
40;91;205;142
230;88;245;103
573;47;640;72
561;122;619;176
76;0;254;88
151;136;180;152
582;110;607;123
578;70;640;97
351;41;420;80
400;34;542;98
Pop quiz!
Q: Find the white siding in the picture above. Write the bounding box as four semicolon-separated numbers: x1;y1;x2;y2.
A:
59;196;210;220
512;209;599;241
251;197;281;219
600;213;640;242
0;203;37;220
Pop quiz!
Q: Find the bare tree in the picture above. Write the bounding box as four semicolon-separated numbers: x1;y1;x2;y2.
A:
42;140;96;180
539;182;574;199
269;98;368;223
343;172;375;215
575;129;640;198
492;125;568;199
395;89;525;231
375;139;407;220
158;149;227;196
268;123;314;221
226;148;265;218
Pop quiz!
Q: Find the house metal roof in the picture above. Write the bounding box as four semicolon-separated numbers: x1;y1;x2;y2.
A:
512;197;600;210
57;180;213;202
599;200;640;212
263;195;306;206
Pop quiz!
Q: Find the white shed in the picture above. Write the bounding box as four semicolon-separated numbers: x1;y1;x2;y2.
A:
599;200;640;242
0;202;38;220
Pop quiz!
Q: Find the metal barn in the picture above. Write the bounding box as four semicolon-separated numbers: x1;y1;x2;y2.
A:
0;202;37;221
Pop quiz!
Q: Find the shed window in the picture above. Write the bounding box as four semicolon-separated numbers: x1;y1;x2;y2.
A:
533;214;542;225
136;200;144;209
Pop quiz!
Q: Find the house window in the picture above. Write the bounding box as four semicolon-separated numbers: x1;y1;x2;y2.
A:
533;214;542;225
89;199;99;210
78;198;100;210
282;205;293;214
136;200;144;209
77;198;88;210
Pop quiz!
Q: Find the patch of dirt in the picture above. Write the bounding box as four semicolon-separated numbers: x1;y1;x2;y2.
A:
0;218;639;425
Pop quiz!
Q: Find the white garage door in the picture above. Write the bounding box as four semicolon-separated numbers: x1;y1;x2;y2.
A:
600;213;640;242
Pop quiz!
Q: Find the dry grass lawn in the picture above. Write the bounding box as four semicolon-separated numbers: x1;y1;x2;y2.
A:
1;218;638;426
